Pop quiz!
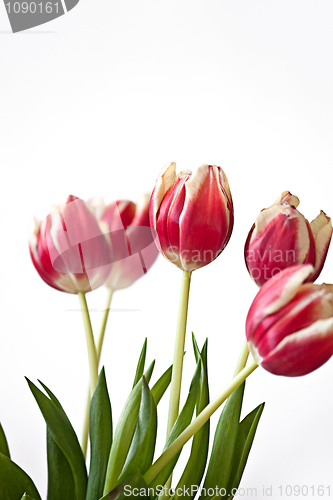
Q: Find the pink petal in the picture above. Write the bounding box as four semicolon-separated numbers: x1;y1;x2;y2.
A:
246;264;314;342
261;317;333;376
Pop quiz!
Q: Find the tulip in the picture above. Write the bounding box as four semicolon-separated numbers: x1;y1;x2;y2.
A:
91;194;159;290
29;195;111;294
149;162;234;272
246;264;333;376
244;191;332;287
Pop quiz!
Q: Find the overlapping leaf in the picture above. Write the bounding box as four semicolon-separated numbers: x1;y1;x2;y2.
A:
147;358;202;493
0;421;10;459
170;336;210;500
100;469;151;500
0;452;41;500
118;377;157;482
103;360;155;494
26;378;87;500
87;367;113;500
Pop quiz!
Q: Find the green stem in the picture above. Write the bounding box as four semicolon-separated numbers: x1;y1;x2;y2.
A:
144;359;258;486
96;288;114;361
81;288;114;458
166;270;192;437
163;270;191;495
234;340;249;377
78;292;98;394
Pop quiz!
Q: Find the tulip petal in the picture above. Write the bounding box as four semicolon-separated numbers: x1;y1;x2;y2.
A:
149;162;177;229
103;195;159;290
308;211;333;282
179;165;233;271
261;317;333;376
30;196;112;294
276;191;300;208
256;284;333;358
246;264;314;342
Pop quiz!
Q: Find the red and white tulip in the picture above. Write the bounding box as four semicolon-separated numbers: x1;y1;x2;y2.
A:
92;194;159;290
149;162;233;272
246;264;333;376
30;195;111;293
245;192;332;287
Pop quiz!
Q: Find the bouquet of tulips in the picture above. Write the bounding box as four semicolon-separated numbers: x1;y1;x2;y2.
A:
1;163;333;500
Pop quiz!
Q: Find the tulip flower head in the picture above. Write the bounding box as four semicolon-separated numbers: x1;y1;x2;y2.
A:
246;264;333;376
245;191;332;287
91;194;159;290
29;195;111;293
149;162;234;272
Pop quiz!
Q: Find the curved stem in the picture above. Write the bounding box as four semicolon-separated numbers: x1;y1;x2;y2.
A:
144;359;258;486
234;340;249;377
96;288;114;361
78;292;98;394
81;288;114;458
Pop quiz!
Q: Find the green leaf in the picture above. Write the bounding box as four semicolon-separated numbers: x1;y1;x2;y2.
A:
86;367;113;500
0;421;10;458
103;361;155;494
171;337;210;500
37;381;77;500
201;383;245;499
133;338;148;388
100;469;151;500
118;377;157;482
147;359;202;492
26;378;87;500
0;452;41;500
151;364;172;406
227;403;265;495
20;495;36;500
46;428;76;500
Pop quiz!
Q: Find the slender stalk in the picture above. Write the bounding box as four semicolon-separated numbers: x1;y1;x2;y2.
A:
161;271;191;496
78;292;98;395
234;340;249;377
96;288;114;361
144;359;258;486
166;270;192;436
81;288;114;457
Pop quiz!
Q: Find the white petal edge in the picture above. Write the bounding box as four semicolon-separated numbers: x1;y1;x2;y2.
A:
264;264;314;317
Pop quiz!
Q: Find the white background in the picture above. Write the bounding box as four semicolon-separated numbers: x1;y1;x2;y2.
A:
1;1;333;499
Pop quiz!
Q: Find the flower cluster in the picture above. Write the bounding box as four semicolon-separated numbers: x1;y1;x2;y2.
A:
21;163;333;500
30;194;158;294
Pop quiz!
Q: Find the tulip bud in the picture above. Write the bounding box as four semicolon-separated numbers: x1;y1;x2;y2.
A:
246;264;333;376
29;195;111;293
149;162;233;272
245;191;332;287
91;194;159;290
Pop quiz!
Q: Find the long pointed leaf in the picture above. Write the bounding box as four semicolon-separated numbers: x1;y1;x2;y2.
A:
100;469;151;500
0;422;10;458
171;338;210;500
151;365;172;406
119;377;157;482
46;428;76;500
133;339;148;388
26;378;87;500
103;361;155;494
201;383;245;499
0;452;41;500
227;403;265;494
147;359;202;492
87;367;113;500
38;379;77;500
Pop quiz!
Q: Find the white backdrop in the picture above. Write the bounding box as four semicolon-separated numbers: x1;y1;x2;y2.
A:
0;1;333;499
